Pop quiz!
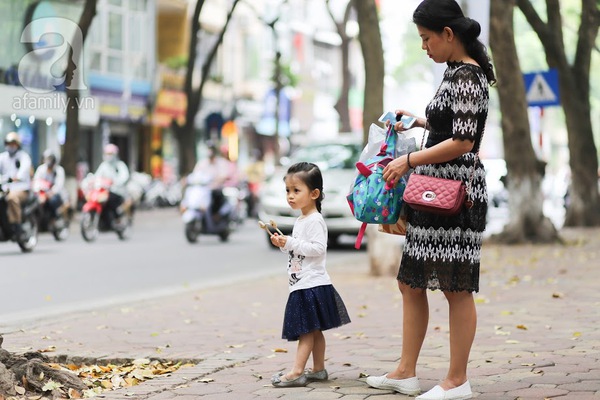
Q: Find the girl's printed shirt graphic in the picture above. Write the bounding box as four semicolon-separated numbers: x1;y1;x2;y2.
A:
287;250;305;286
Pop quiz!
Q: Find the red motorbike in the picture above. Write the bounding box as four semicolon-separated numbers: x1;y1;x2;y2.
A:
79;175;132;242
32;178;70;241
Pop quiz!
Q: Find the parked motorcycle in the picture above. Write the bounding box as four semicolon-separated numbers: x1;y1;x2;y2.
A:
79;175;133;242
181;171;233;243
32;178;70;241
0;180;39;252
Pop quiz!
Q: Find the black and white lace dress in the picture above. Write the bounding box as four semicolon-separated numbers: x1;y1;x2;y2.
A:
398;61;489;293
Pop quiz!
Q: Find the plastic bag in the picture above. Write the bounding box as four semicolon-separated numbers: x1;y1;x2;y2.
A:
351;123;418;189
358;123;418;164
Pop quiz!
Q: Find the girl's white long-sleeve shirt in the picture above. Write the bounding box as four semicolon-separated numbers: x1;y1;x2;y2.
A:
282;212;332;292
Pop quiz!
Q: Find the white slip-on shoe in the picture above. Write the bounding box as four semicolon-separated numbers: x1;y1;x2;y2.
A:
366;374;421;395
416;380;472;400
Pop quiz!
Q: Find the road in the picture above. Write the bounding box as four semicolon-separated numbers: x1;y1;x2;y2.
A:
0;208;363;328
0;201;563;329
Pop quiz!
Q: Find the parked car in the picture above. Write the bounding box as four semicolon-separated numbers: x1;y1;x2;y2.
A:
258;139;363;246
482;158;508;207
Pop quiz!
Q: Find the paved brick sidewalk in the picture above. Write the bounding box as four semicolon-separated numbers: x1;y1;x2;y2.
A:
2;228;599;399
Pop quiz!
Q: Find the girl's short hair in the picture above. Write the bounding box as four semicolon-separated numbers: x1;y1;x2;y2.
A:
285;162;324;212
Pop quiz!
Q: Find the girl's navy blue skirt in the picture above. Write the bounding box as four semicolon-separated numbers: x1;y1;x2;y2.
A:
282;284;351;341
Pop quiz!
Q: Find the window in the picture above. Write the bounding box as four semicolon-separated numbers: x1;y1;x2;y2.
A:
86;0;152;80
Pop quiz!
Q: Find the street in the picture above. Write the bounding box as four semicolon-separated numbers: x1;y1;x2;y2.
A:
0;208;363;329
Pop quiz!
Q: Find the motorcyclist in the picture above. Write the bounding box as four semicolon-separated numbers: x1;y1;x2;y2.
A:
33;149;67;218
94;143;130;222
192;143;230;189
0;132;32;239
189;143;231;225
219;145;239;188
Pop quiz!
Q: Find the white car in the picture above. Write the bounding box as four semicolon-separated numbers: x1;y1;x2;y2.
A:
482;158;508;207
258;140;363;246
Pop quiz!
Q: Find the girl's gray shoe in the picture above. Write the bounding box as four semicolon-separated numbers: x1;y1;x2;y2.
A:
271;372;308;387
305;369;328;381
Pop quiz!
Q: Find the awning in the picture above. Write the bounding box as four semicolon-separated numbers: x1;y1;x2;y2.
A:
152;89;187;127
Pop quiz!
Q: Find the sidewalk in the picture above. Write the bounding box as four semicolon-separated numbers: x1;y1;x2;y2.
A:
3;227;600;399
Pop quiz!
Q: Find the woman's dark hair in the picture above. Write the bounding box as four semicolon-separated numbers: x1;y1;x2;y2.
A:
413;0;496;85
285;162;324;212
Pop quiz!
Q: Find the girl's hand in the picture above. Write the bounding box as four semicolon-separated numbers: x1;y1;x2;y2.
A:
270;233;287;248
383;154;410;186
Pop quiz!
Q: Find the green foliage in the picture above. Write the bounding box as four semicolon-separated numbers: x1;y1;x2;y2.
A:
272;60;299;88
391;29;431;83
164;55;188;70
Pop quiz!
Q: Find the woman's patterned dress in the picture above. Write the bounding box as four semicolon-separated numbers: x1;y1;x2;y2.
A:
398;61;489;293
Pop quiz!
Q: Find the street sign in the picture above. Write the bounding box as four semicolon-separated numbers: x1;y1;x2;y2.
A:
523;69;560;107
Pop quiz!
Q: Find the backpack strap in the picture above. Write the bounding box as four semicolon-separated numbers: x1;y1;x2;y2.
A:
355;161;372;177
355;222;367;249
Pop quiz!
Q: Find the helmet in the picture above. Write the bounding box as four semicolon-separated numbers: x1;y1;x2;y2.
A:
43;149;58;165
4;132;21;147
103;143;119;155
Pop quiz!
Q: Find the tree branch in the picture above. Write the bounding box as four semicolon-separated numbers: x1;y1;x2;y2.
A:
183;0;204;121
195;0;242;108
516;0;551;42
573;0;600;76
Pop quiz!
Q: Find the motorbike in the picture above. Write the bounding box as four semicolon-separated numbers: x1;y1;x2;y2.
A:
0;180;39;252
181;171;234;243
32;178;70;241
79;175;134;242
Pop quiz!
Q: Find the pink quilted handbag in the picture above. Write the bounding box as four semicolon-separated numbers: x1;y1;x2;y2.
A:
402;173;467;216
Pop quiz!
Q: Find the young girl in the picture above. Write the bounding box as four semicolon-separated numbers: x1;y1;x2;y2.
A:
269;162;351;388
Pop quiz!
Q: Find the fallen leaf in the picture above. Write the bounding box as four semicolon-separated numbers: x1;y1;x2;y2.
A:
14;386;26;395
552;292;564;299
516;324;528;330
272;348;288;353
359;372;369;378
199;378;214;383
505;340;520;344
42;380;63;391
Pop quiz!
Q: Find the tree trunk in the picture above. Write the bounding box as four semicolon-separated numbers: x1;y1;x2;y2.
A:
175;0;241;176
327;0;353;133
0;335;86;398
352;0;384;144
516;0;600;226
489;0;560;243
62;0;98;178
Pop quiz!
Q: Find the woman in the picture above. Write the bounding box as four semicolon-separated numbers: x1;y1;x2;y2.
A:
367;1;496;399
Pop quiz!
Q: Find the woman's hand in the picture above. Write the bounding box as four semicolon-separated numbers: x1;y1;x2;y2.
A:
383;155;410;186
389;109;417;132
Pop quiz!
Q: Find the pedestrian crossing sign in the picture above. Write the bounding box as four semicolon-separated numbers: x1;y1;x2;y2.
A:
523;69;560;107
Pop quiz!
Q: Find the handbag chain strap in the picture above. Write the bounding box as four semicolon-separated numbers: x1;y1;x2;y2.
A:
420;126;479;208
